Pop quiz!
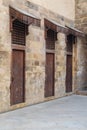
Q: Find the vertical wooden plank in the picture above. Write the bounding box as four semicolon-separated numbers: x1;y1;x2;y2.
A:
66;34;73;93
45;53;54;97
11;50;25;105
66;55;72;92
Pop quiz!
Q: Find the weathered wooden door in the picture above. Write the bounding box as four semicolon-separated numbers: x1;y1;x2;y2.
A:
11;50;25;105
66;55;72;92
45;53;54;97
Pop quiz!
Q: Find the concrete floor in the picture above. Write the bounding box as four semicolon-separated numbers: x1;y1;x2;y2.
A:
0;95;87;130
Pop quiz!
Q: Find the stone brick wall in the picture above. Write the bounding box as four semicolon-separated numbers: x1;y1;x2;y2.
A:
75;0;87;90
75;0;87;32
25;25;45;104
55;33;66;98
0;0;76;113
0;2;11;112
28;0;75;20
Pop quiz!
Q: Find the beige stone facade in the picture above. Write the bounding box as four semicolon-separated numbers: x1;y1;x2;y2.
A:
28;0;75;20
75;0;87;91
0;0;86;113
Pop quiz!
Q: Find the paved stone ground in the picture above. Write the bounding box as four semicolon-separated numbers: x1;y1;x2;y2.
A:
0;95;87;130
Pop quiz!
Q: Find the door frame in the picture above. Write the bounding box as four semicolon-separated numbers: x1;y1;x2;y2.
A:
10;46;26;105
45;52;55;97
10;20;26;105
66;54;72;93
66;34;74;93
44;19;57;98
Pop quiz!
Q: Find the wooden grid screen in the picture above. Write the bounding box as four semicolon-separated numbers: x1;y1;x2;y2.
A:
46;29;55;50
67;35;73;52
46;39;55;50
12;20;26;45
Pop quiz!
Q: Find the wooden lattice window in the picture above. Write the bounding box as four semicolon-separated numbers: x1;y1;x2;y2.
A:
46;29;56;50
12;20;26;45
67;35;73;52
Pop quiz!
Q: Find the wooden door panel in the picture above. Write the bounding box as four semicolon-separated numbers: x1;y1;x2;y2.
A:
45;53;54;97
66;55;72;92
11;50;25;105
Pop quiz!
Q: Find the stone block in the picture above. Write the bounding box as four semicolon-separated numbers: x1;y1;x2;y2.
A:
25;1;38;11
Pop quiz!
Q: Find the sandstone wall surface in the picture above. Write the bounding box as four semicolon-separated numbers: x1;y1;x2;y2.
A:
0;0;75;113
28;0;75;20
75;0;87;90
